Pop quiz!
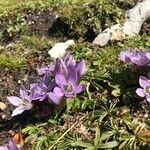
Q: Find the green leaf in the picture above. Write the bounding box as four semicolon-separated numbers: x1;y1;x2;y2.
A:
99;131;115;142
119;140;128;150
94;126;100;146
66;98;75;111
86;148;96;150
111;88;121;97
98;141;118;149
75;140;94;148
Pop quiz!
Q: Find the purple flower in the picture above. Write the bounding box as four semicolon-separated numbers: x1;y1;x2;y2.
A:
48;54;86;104
48;87;64;104
120;48;137;63
7;87;33;117
30;76;56;101
0;139;23;150
136;76;150;102
120;49;150;66
37;63;55;75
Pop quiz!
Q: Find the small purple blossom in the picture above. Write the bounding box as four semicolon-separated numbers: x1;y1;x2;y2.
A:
30;76;56;101
7;87;33;117
48;87;64;104
136;76;150;102
0;139;23;150
48;54;86;104
120;49;150;66
55;68;85;97
54;53;86;79
37;63;55;75
7;53;86;116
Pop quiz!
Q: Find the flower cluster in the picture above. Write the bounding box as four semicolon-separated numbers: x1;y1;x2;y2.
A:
7;53;86;117
120;48;150;102
136;76;150;103
120;48;150;66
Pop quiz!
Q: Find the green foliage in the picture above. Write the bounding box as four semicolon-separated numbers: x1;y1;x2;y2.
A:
20;35;52;50
58;0;124;39
0;53;26;69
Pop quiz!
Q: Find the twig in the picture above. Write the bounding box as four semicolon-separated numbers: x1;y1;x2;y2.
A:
48;115;86;150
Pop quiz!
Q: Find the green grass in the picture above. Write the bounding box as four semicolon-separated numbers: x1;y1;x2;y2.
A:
0;0;84;16
0;54;26;68
21;35;150;149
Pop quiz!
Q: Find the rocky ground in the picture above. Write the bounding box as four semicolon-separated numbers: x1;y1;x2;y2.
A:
0;0;150;149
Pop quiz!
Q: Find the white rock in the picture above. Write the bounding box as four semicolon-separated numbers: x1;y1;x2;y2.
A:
48;40;75;59
6;43;14;48
93;0;150;46
0;102;6;110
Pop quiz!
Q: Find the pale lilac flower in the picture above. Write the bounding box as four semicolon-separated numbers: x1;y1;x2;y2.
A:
7;87;33;117
130;51;150;66
48;87;64;104
30;76;56;101
136;76;150;102
120;49;150;66
120;48;137;63
51;68;85;99
37;63;55;75
146;52;150;59
48;54;86;104
0;139;23;150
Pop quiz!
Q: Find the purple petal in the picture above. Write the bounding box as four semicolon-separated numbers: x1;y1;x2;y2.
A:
65;93;75;98
68;68;78;84
37;64;54;75
7;96;22;106
0;146;9;150
76;60;86;78
30;83;38;89
139;76;149;88
146;52;150;59
37;67;49;75
75;84;85;94
120;51;130;63
48;87;64;104
11;107;25;117
38;95;47;101
8;139;17;150
130;53;149;66
31;86;47;101
146;95;150;103
136;88;145;97
60;58;68;73
55;74;67;87
25;103;32;110
20;87;29;100
66;55;76;67
53;87;64;96
11;103;32;117
48;93;62;104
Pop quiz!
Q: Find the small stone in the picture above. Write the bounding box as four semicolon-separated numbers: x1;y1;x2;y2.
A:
6;43;14;48
144;114;148;118
48;40;75;59
0;45;4;49
92;32;111;46
18;80;21;84
1;114;6;119
0;102;6;110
